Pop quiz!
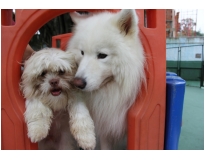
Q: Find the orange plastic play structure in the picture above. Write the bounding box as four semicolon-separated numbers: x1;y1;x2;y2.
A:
1;9;166;150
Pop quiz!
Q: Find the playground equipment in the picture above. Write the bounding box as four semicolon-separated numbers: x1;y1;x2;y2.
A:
165;75;186;150
1;9;166;150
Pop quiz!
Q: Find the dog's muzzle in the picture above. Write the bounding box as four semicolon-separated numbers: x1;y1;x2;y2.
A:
49;78;62;96
72;77;87;89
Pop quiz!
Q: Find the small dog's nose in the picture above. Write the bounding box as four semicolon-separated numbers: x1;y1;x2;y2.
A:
72;77;87;89
49;79;59;87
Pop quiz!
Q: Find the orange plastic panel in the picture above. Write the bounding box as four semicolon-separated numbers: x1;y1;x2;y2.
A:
52;33;73;51
1;9;13;25
1;9;166;150
127;10;166;150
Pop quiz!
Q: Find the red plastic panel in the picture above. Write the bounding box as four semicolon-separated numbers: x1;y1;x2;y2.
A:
127;9;166;150
52;33;73;51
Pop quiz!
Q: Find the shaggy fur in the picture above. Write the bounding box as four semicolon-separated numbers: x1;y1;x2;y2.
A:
20;48;96;149
67;9;146;149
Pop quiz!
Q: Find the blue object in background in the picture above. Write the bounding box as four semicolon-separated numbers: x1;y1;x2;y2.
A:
164;75;186;150
166;72;177;76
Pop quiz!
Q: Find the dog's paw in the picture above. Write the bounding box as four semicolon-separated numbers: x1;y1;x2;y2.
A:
27;121;49;143
77;132;96;150
70;119;96;150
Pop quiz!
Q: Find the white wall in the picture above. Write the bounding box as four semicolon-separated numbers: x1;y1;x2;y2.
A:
166;37;204;61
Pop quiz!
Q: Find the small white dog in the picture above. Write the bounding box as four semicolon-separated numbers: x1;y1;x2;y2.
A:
20;48;96;150
68;9;146;149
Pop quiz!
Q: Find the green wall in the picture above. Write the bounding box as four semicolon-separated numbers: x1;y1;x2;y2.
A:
166;61;203;80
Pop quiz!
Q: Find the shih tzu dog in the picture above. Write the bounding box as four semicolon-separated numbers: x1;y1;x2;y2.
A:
20;48;96;150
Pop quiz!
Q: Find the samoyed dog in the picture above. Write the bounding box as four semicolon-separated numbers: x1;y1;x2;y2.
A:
67;9;146;149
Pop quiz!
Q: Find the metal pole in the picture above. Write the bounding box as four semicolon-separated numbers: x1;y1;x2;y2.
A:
177;47;181;76
200;44;204;87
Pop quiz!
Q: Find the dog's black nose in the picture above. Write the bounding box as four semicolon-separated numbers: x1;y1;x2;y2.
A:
49;79;59;87
72;77;87;89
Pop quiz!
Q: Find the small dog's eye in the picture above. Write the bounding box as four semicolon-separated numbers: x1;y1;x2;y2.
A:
59;70;65;75
81;50;84;56
41;71;47;77
97;53;107;59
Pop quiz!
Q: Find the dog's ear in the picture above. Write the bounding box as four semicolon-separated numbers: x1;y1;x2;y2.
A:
70;12;93;24
116;9;139;36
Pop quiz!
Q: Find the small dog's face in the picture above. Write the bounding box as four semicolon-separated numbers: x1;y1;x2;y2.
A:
21;48;76;110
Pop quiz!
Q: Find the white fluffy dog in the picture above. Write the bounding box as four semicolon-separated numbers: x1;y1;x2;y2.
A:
68;9;146;149
20;48;96;150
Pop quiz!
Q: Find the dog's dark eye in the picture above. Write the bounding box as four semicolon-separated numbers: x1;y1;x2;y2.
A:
59;70;65;75
97;53;107;59
81;50;84;56
41;70;47;77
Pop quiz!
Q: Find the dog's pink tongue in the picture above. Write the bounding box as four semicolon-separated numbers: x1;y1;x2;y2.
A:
51;89;61;96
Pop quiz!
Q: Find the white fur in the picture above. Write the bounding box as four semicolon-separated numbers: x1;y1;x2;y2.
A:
68;92;96;149
20;48;96;149
68;9;146;149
